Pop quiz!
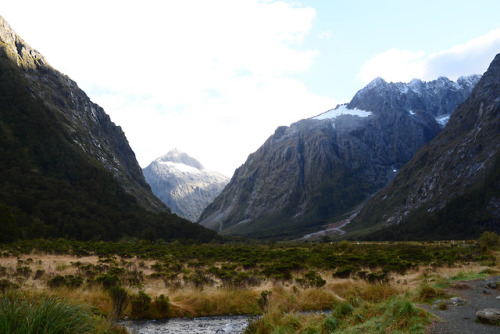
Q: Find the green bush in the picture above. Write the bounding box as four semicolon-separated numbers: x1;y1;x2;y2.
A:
131;290;152;318
34;269;45;280
153;294;170;316
109;287;128;319
333;265;356;278
48;275;66;289
15;266;32;278
258;290;272;312
94;273;120;289
479;231;500;251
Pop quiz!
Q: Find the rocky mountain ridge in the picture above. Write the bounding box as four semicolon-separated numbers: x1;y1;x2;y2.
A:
347;53;500;240
0;15;166;212
198;75;480;239
143;150;229;222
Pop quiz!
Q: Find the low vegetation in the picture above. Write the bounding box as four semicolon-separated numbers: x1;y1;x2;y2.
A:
0;291;126;334
0;232;498;333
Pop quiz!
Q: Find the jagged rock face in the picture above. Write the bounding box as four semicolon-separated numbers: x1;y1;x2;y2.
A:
199;76;480;239
348;54;500;240
0;16;166;213
143;150;229;222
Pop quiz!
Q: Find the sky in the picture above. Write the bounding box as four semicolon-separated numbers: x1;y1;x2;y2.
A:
2;1;500;176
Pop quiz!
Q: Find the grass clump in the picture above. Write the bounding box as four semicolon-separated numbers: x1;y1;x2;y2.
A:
415;284;446;303
0;291;121;333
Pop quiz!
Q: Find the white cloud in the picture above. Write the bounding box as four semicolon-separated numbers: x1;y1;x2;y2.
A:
357;28;500;84
357;49;426;83
2;0;337;176
318;30;332;40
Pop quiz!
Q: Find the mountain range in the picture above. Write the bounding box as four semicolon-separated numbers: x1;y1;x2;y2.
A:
143;149;229;222
1;13;497;243
198;73;481;239
346;53;500;240
0;16;219;242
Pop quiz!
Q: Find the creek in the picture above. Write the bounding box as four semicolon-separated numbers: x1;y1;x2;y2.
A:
122;315;251;333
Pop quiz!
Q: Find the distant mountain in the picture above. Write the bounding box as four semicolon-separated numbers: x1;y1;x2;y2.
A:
346;53;500;240
198;74;480;239
0;16;220;242
143;150;229;222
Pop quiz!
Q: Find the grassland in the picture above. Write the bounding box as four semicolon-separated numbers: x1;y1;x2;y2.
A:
0;237;498;333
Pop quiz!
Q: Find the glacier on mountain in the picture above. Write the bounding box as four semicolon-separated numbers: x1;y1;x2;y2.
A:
312;104;372;120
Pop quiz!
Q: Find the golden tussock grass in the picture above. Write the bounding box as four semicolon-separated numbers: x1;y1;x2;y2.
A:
43;286;113;315
170;288;261;316
1;251;498;322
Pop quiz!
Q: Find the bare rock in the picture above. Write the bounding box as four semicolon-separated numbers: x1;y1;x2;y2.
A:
448;297;467;306
476;308;500;325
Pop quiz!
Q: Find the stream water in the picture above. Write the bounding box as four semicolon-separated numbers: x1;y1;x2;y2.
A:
122;315;251;333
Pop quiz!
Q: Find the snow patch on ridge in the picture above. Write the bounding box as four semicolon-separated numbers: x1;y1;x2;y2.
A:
159;161;202;174
435;115;451;128
313;104;372;120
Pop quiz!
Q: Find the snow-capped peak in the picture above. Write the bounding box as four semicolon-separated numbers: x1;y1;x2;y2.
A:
366;77;387;89
156;149;204;170
457;74;481;88
158;160;202;174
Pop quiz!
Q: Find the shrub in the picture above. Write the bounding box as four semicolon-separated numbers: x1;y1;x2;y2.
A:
297;270;327;288
15;266;32;278
94;273;120;289
258;290;272;312
333;265;356;278
48;275;66;289
366;271;388;283
153;294;170;316
131;291;152;318
65;275;84;288
109;287;128;319
479;231;500;251
0;279;19;292
34;269;45;280
337;240;352;251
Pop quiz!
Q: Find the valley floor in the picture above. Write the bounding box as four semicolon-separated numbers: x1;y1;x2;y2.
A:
0;238;499;333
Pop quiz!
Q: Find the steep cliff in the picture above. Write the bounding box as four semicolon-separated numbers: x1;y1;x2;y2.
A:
199;75;479;240
0;16;165;213
347;54;500;240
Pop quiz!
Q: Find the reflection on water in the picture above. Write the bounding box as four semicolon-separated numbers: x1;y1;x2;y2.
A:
122;315;250;334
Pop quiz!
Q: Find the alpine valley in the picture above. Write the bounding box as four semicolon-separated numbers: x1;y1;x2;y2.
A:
143;149;229;222
0;16;220;242
199;72;482;239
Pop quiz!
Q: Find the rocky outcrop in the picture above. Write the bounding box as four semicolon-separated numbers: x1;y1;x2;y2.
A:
0;15;166;213
348;53;500;240
143;150;229;222
198;75;479;239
